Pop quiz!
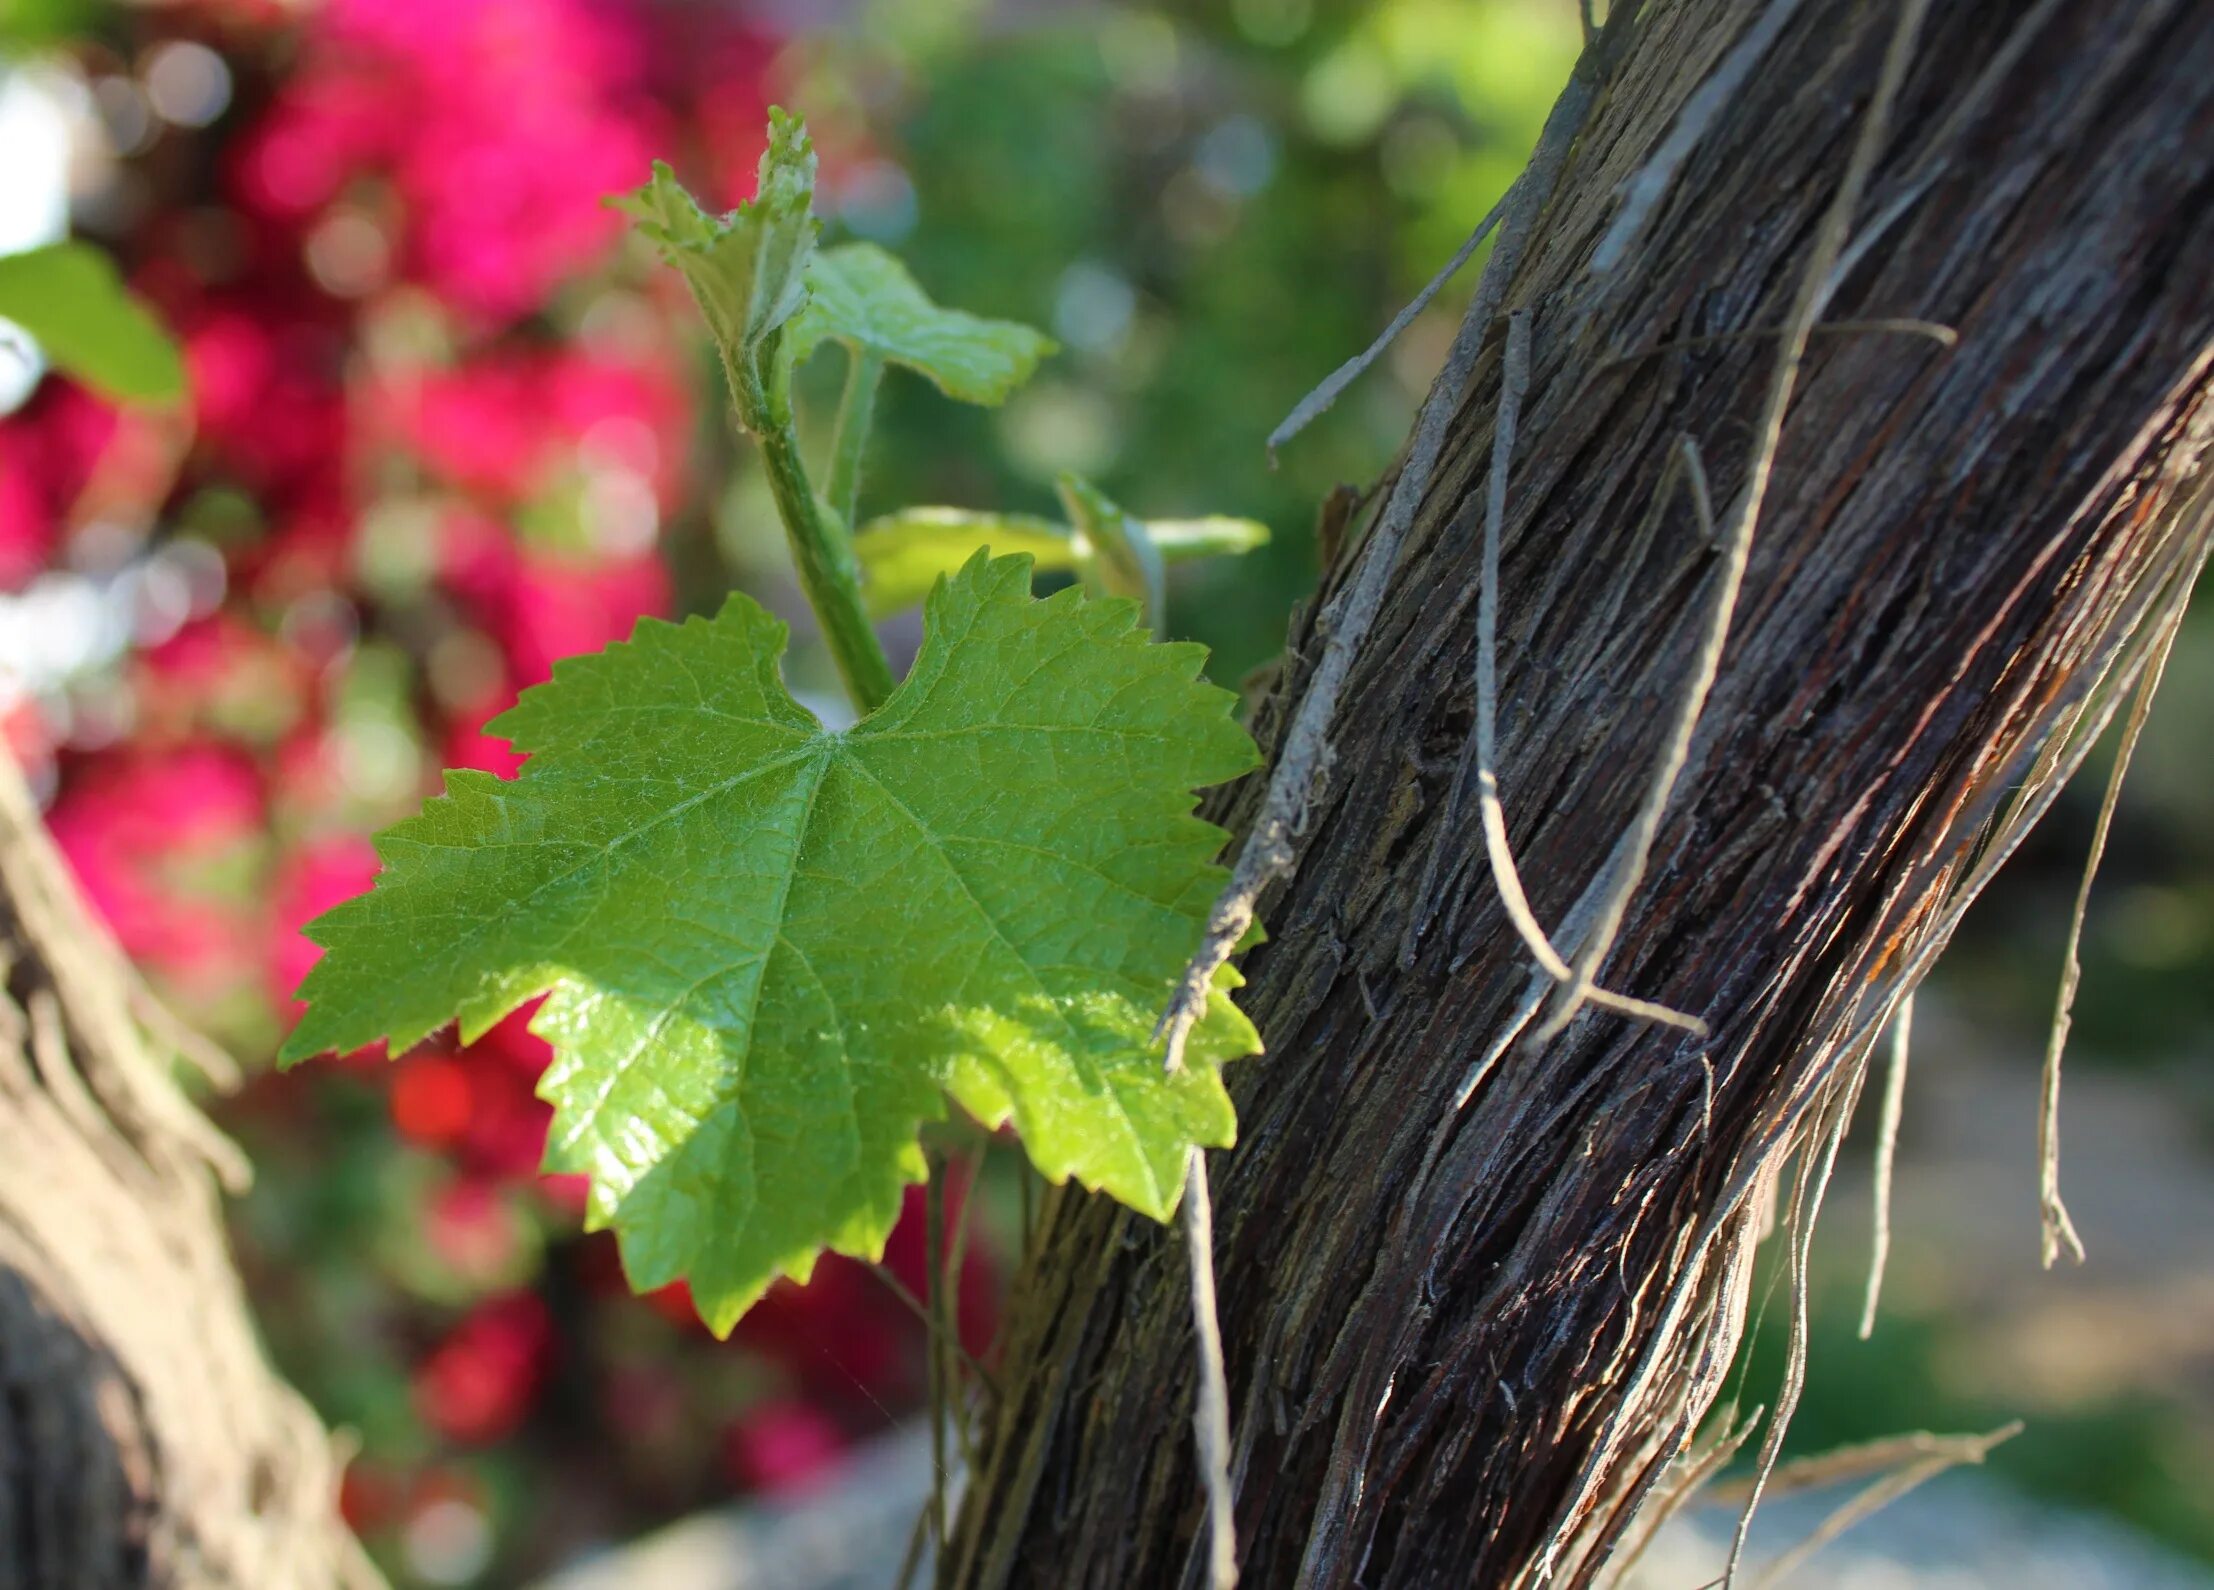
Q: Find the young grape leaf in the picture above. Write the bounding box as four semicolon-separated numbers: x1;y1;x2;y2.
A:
1058;472;1167;626
855;493;1271;618
1143;516;1273;558
852;508;1076;617
791;241;1054;405
282;553;1262;1332
615;109;818;370
0;241;184;403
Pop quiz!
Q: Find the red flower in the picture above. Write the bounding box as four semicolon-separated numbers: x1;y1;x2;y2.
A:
338;1459;403;1533
457;1060;554;1180
413;1292;553;1444
737;1261;914;1407
470;1001;554;1076
391;1054;474;1147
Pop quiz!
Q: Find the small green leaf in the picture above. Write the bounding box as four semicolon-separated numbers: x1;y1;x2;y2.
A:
855;499;1272;619
1142;516;1273;560
1058;473;1166;627
0;242;184;403
853;508;1081;617
284;554;1262;1332
791;242;1054;406
615;109;819;366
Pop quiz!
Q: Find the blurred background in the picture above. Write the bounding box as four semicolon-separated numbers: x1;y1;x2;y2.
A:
0;0;2208;1585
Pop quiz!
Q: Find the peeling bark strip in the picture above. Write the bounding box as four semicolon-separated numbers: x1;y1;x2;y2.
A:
949;2;2214;1586
0;758;379;1589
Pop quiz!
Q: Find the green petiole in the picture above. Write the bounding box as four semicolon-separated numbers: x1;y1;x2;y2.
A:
727;342;896;715
826;346;884;529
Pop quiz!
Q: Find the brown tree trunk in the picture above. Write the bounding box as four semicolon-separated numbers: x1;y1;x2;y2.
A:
0;757;379;1589
948;1;2214;1585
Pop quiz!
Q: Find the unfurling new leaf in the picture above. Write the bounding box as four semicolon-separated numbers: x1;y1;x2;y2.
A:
283;554;1262;1332
614;110;819;377
854;482;1270;619
791;241;1056;406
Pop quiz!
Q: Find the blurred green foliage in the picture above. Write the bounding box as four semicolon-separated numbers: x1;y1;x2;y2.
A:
1731;1278;2214;1561
747;0;1580;684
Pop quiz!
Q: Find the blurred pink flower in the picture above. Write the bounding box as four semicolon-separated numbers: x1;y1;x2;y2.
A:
1;699;52;788
137;615;312;745
47;744;266;990
270;832;380;1001
501;552;670;687
143;613;262;693
179;294;350;501
425;1176;528;1282
0;451;50;591
444;711;527;780
0;382;121;588
439;507;670;689
414;1291;554;1443
241;0;664;324
395;362;550;502
378;346;688;509
721;1398;847;1496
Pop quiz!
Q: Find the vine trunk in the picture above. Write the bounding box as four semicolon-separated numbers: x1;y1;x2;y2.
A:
948;1;2214;1584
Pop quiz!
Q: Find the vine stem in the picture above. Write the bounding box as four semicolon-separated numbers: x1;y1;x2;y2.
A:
826;348;884;528
1182;1146;1238;1589
731;348;896;714
927;1167;951;1561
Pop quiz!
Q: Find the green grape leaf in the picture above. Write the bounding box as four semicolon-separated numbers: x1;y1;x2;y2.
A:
853;508;1080;617
792;242;1054;405
854;492;1272;618
615;108;818;365
282;553;1262;1332
0;242;184;403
